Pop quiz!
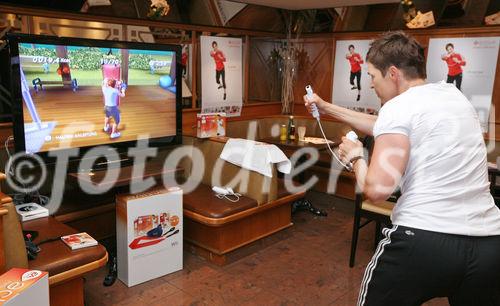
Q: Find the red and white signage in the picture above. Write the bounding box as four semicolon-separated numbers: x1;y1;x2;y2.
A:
0;269;49;306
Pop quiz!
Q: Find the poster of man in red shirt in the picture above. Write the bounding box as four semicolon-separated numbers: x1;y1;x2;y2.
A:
346;45;363;101
441;43;466;90
210;41;227;100
181;44;188;78
201;36;242;116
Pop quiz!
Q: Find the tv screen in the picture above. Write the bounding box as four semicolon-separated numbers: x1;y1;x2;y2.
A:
8;34;182;158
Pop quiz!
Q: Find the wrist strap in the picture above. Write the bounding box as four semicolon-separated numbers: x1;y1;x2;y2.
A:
349;156;364;166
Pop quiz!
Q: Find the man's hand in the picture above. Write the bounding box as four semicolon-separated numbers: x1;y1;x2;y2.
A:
338;136;364;164
303;93;328;115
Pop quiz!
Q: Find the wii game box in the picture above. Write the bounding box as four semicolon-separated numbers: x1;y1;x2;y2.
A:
197;113;226;138
61;232;98;250
116;187;183;287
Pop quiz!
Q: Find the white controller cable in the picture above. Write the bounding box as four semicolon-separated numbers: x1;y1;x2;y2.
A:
212;186;242;202
306;85;358;171
315;117;353;171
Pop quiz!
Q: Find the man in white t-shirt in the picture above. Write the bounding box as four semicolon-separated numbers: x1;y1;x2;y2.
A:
304;31;500;305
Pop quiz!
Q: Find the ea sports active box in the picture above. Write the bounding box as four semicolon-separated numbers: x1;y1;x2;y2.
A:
116;187;183;287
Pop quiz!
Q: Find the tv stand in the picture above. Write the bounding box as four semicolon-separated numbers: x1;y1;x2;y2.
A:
68;160;183;190
91;157;133;171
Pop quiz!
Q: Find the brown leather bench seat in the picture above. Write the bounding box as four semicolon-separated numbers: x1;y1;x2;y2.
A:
183;183;257;218
181;137;304;265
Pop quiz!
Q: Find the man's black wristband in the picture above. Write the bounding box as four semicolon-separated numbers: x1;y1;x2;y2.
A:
349;156;364;166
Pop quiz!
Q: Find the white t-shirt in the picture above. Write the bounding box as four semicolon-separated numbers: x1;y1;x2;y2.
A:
102;86;120;107
373;81;500;236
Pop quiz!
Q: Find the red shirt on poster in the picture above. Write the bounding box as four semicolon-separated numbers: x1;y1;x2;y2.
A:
210;50;226;71
181;52;187;66
347;53;363;73
443;53;466;76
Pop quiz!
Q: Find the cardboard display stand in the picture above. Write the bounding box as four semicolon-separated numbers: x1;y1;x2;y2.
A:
116;187;183;287
0;268;49;306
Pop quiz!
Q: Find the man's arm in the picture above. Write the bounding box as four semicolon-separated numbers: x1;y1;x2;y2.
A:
304;93;377;136
354;134;409;202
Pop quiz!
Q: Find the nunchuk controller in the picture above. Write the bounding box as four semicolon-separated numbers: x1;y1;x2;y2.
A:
344;131;359;171
346;131;358;142
305;85;320;119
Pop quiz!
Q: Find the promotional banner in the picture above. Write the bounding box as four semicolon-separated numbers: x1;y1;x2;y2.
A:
426;37;500;131
332;39;380;113
200;36;243;116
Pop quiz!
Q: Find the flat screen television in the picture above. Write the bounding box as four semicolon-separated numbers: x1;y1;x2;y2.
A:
8;33;182;164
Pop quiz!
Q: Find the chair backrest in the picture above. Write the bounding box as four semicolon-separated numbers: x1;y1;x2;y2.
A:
0;172;29;274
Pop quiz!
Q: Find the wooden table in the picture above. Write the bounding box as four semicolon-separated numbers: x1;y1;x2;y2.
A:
259;137;334;216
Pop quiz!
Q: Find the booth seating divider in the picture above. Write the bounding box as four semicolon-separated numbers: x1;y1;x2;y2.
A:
180;136;305;265
0;173;108;306
226;116;362;200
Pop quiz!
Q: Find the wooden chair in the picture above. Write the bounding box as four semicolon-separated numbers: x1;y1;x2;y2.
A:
0;191;29;274
349;193;395;267
488;166;500;208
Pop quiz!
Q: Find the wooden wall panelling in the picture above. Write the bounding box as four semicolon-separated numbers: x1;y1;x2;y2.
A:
292;36;335;116
247;38;283;102
225;5;284;33
0;5;283;38
191;30;198;108
244;35;250;104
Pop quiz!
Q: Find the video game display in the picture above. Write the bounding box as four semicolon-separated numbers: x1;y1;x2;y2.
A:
18;42;178;153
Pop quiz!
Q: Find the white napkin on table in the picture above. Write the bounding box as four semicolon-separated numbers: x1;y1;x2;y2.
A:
219;138;291;178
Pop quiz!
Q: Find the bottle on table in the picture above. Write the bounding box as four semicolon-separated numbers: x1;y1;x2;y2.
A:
287;115;295;140
280;124;287;141
289;124;296;141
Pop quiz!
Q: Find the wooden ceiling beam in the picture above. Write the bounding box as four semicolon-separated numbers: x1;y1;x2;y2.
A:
0;4;284;37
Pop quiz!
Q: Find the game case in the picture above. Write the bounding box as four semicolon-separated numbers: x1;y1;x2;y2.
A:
60;232;98;250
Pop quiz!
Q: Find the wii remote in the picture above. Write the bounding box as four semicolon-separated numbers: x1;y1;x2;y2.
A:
305;85;320;119
346;131;358;142
212;186;233;195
